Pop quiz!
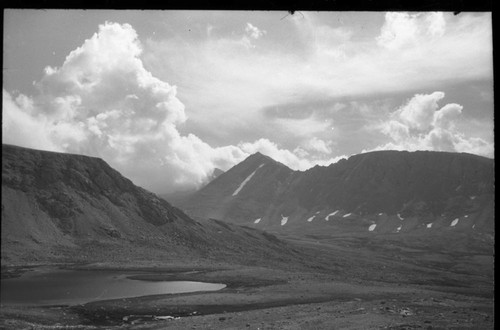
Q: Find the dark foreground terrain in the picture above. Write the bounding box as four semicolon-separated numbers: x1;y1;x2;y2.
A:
1;145;494;329
1;229;494;330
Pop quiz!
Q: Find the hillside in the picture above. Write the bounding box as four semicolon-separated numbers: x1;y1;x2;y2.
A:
1;144;297;266
1;145;494;329
181;152;293;223
179;150;494;236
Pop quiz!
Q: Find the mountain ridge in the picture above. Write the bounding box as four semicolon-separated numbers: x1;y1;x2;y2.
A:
178;149;494;236
1;144;300;266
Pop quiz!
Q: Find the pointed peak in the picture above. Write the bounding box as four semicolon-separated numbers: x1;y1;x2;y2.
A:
245;151;277;164
239;152;294;172
248;151;265;158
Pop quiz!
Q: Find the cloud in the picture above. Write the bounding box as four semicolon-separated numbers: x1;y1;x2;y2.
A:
239;138;345;171
301;137;332;154
273;115;332;139
3;15;494;194
395;91;444;131
245;23;266;39
432;103;462;129
377;12;445;50
2;90;60;152
3;22;243;193
371;92;493;158
241;22;266;49
143;11;492;153
3;21;342;194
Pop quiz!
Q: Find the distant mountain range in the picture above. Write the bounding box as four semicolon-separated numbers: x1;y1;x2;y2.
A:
178;150;494;236
1;145;295;265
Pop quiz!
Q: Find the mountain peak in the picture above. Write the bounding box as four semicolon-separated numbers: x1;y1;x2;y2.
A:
180;149;494;234
247;151;269;160
243;152;291;170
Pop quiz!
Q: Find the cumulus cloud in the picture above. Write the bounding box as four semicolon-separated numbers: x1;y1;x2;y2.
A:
239;138;345;171
377;12;445;49
372;92;493;158
2;90;61;152
245;23;266;39
3;21;341;193
395;91;444;131
240;22;267;49
4;16;493;194
143;11;491;152
2;22;242;192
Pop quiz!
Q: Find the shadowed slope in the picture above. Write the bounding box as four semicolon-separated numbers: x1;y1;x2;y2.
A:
1;145;299;266
179;150;494;235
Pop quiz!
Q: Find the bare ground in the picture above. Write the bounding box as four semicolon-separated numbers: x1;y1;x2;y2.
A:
0;232;494;330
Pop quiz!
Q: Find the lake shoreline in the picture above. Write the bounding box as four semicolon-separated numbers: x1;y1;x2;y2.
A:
1;260;494;329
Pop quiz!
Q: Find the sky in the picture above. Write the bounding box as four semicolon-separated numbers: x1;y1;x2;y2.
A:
3;10;494;194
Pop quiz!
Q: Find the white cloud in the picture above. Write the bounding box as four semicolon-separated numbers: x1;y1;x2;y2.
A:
274;115;332;138
395;91;444;131
377;12;445;50
381;120;410;142
240;23;267;49
143;12;492;153
3;22;238;193
301;137;332;154
432;103;462;130
426;12;446;37
239;138;345;171
245;23;266;39
3;21;342;193
2;90;60;152
3;14;493;193
372;92;493;158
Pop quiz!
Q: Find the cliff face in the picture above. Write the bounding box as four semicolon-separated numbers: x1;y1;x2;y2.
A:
179;150;494;235
1;145;294;265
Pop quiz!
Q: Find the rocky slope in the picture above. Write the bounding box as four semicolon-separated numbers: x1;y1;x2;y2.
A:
1;145;296;265
181;152;293;223
179;150;494;236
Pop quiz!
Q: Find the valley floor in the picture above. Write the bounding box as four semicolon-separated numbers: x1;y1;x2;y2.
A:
0;232;494;330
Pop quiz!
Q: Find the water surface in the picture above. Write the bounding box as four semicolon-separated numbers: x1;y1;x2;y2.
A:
0;268;225;306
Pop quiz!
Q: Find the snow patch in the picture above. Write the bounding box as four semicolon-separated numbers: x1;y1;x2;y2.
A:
464;215;469;218
254;218;261;224
397;213;404;220
325;210;339;221
450;218;459;227
378;213;383;216
470;196;476;200
306;216;315;222
154;316;180;321
315;211;320;214
232;164;265;196
343;213;352;218
396;226;402;233
426;223;433;229
368;224;377;232
280;215;288;226
472;224;476;229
